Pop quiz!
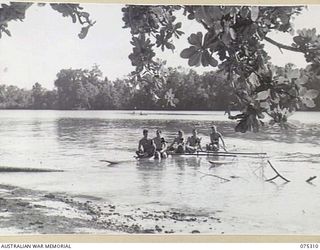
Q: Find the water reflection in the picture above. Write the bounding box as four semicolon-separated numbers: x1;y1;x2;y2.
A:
168;156;202;170
136;159;166;198
136;158;167;169
171;157;187;170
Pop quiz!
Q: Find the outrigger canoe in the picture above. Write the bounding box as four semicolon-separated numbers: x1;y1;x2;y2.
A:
100;150;266;165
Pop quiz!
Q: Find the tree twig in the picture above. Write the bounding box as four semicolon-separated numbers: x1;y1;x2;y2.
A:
198;171;231;182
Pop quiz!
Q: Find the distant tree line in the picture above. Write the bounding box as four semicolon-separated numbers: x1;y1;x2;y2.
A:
0;64;319;111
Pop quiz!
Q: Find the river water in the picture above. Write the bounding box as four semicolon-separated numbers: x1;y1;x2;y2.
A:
0;110;319;234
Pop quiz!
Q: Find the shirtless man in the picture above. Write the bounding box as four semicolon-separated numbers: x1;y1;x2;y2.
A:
136;129;155;158
206;125;226;152
186;129;202;153
153;129;167;159
168;130;185;154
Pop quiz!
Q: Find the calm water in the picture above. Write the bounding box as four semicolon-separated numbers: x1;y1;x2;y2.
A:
0;110;319;234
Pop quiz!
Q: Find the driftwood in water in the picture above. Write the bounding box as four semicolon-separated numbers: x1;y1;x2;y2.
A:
198;171;231;182
265;160;290;182
306;176;317;183
100;160;122;165
0;166;63;172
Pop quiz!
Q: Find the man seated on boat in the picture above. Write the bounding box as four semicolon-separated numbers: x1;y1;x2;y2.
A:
153;129;167;159
136;129;155;158
168;130;185;154
186;129;202;153
206;125;226;152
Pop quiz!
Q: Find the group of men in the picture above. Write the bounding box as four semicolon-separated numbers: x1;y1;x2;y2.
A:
136;126;226;159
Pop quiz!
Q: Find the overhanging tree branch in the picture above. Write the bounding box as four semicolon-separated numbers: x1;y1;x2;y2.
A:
264;36;304;53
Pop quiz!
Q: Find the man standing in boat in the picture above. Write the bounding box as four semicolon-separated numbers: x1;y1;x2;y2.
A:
168;130;185;154
186;128;202;153
136;129;155;158
206;125;226;152
153;129;167;159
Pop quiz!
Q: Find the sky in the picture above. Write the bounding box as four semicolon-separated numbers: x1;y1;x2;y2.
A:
0;3;319;89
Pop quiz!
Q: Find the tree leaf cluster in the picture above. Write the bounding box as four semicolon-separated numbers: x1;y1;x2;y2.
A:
0;3;95;39
122;5;184;74
123;5;320;132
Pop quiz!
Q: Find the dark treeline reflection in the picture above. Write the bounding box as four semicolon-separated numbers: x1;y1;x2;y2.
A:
1;64;319;111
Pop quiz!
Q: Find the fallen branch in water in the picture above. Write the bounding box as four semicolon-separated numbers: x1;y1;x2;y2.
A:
265;160;290;182
100;160;121;165
198;171;231;182
0;166;63;172
306;176;317;183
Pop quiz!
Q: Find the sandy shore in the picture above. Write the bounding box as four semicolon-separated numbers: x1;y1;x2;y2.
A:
0;184;223;234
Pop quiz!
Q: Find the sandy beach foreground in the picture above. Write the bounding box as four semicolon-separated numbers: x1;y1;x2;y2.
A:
0;184;222;234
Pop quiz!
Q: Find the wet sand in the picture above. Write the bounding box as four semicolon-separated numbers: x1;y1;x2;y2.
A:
0;184;222;234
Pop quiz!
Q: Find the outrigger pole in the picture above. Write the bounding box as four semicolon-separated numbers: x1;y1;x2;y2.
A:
168;151;267;158
197;150;267;156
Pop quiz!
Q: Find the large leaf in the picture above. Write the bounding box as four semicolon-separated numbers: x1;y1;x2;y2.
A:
188;32;203;47
188;51;202;66
297;75;309;85
78;26;89;39
200;50;218;67
248;73;259;86
213;21;223;34
203;31;216;48
251;6;259;22
208;56;218;67
293;36;306;45
175;22;182;29
201;50;210;66
193;6;207;22
229;28;236;40
286;68;300;80
180;46;197;58
221;32;231;46
303;98;316;108
277;76;288;84
81;12;90;18
260;101;270;110
271;96;280;104
209;6;223;21
279;14;290;27
239;7;250;18
165;42;175;51
255;90;269;101
305;89;319;99
299;86;307;96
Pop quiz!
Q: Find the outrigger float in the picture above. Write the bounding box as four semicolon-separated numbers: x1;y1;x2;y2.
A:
100;151;301;184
